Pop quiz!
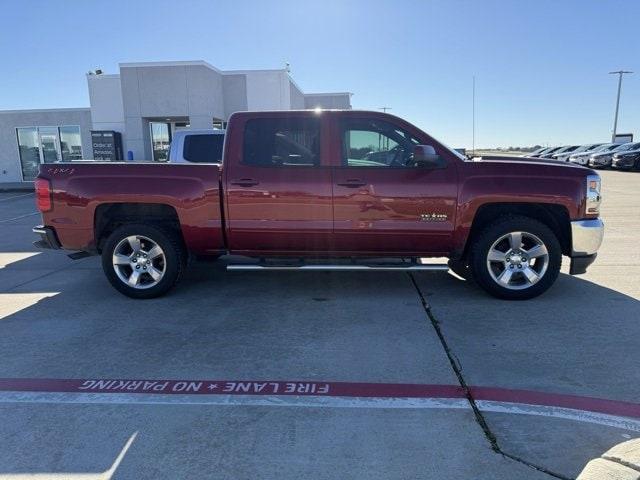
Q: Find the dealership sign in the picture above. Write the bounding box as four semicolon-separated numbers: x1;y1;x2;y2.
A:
91;130;123;161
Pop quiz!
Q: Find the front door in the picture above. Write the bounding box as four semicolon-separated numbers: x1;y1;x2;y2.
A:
331;114;458;255
149;122;171;162
225;114;333;254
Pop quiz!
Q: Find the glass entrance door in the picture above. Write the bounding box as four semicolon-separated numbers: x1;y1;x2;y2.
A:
150;122;171;162
39;127;61;163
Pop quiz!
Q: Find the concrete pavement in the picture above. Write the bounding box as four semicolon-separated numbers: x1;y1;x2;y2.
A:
0;170;637;479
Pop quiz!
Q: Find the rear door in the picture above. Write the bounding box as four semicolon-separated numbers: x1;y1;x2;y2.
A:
224;113;333;254
330;113;458;254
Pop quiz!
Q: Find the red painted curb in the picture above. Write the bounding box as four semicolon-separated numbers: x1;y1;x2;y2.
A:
471;386;640;420
0;378;638;420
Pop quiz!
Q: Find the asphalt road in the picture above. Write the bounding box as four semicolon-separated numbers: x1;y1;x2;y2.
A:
0;170;638;479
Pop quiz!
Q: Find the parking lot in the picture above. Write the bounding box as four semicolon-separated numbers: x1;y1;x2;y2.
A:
0;169;638;479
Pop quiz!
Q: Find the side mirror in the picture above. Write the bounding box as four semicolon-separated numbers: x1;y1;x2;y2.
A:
414;145;445;168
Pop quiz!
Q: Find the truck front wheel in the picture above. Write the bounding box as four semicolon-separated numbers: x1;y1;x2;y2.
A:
470;216;561;300
101;224;186;299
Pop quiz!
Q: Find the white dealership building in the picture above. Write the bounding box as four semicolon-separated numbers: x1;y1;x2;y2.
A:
0;61;352;185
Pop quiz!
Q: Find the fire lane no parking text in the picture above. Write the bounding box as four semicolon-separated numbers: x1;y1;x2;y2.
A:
1;377;640;433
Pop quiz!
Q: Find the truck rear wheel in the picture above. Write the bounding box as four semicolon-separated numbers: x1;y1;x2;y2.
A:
470;215;561;300
101;223;186;299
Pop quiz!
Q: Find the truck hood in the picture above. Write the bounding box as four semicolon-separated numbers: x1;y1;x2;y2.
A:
471;154;585;169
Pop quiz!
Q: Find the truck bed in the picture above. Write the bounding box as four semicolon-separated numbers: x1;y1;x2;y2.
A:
38;162;225;254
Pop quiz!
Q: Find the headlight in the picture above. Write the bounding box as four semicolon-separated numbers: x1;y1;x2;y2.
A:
586;174;601;215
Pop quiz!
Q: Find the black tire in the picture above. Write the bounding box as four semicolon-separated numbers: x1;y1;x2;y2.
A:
101;223;186;299
469;215;561;300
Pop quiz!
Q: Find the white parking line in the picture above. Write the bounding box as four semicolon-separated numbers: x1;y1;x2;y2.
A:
0;192;33;202
0;211;39;224
0;391;638;431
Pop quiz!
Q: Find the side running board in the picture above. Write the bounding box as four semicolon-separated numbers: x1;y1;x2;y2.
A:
226;264;449;272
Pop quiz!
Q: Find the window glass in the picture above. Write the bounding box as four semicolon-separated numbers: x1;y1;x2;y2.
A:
243;118;320;166
615;142;640;151
342;119;420;167
17;127;40;181
60;126;83;160
183;134;224;163
150;122;171;162
38;127;60;163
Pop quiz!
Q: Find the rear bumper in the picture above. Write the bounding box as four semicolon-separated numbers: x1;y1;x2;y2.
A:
32;225;61;250
569;219;604;275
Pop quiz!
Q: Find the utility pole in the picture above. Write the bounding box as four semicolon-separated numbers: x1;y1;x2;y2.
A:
609;70;633;142
379;107;391;112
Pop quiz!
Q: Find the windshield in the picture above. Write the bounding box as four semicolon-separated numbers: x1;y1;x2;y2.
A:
614;142;640;152
589;144;612;152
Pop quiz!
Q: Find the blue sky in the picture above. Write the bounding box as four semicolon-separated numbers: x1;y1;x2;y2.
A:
1;0;638;148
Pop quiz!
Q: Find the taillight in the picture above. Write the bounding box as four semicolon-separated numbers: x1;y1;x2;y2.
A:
34;178;52;212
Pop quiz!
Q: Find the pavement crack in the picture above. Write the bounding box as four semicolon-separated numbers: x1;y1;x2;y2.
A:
407;273;572;480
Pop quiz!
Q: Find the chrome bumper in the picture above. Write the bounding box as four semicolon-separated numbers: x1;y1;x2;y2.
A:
571;219;604;256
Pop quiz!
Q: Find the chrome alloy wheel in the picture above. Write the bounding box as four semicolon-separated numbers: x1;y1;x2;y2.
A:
112;235;166;289
486;231;549;290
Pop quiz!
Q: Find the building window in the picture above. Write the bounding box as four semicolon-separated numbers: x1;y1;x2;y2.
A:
150;122;171;162
16;125;82;181
60;126;83;161
16;127;40;181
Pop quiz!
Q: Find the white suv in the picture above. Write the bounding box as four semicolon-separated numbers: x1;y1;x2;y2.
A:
168;129;225;163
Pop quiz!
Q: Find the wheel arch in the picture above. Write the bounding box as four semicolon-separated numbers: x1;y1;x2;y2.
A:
94;203;184;253
461;203;571;259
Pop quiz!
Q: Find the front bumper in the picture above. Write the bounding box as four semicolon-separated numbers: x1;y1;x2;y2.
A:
612;156;636;169
569;219;604;275
33;225;61;250
569;157;589;165
588;156;612;167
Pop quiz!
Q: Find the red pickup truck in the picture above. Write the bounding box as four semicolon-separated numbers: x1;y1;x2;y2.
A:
33;110;604;300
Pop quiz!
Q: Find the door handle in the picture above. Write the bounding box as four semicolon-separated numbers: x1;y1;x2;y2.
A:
231;178;259;187
337;179;367;188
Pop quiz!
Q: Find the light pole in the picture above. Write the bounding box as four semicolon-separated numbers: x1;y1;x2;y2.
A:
609;70;633;142
472;76;476;155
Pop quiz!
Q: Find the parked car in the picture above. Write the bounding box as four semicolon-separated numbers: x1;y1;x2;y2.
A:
524;147;550;157
32;110;604;301
530;146;561;158
167;129;225;163
589;142;639;169
611;142;640;170
554;143;602;162
569;143;616;166
549;145;580;160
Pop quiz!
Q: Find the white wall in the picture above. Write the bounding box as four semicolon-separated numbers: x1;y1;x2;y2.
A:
86;74;126;144
245;71;291;111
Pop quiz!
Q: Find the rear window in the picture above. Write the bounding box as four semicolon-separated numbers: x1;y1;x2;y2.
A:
243;118;320;166
183;134;224;163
